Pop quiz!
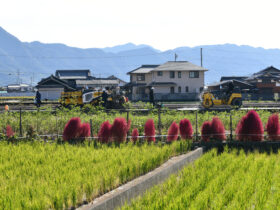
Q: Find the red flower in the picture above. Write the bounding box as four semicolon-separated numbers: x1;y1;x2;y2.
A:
111;117;130;143
236;110;263;141
211;117;226;141
266;114;280;141
201;121;212;142
167;121;179;142
131;128;139;142
63;117;81;141
6;125;14;138
144;119;156;142
179;119;193;139
98;121;112;143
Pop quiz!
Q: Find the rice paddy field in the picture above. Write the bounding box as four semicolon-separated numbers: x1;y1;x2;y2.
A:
0;140;190;209
122;149;280;209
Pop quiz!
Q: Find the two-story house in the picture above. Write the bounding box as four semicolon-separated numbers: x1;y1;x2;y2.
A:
127;61;208;101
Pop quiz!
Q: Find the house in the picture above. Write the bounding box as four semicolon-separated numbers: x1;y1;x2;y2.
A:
218;66;280;100
207;80;253;92
36;69;127;100
127;61;208;101
36;75;76;100
7;84;32;92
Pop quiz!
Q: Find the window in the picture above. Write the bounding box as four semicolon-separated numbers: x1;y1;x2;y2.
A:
178;71;181;78
189;71;199;78
157;71;163;76
170;71;175;78
185;86;189;92
170;87;175;94
178;86;181;93
136;74;145;81
200;87;204;92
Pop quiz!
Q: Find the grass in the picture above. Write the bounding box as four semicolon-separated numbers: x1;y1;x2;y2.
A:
121;149;280;209
0;140;190;209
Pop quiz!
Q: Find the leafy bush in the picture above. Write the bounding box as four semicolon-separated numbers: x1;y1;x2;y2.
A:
266;114;280;140
98;121;112;143
131;128;139;142
6;125;14;138
63;117;82;141
236;110;264;141
167;121;179;142
144;119;156;142
79;123;91;139
211;117;226;141
179;119;193;140
111;117;130;143
201;121;212;142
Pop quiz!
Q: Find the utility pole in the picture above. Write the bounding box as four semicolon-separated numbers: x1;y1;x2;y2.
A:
200;48;203;67
174;53;178;62
16;69;20;84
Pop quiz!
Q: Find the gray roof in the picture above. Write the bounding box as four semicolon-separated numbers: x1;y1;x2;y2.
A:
127;65;159;74
153;61;208;71
55;70;91;80
208;79;253;87
76;79;119;85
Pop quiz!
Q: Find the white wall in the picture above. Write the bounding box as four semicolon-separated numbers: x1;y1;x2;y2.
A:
39;88;64;100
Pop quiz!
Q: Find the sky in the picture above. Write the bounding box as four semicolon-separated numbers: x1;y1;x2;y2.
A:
1;0;280;51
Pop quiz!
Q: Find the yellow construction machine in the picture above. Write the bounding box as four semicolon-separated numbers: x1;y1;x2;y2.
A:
60;89;127;109
201;90;242;109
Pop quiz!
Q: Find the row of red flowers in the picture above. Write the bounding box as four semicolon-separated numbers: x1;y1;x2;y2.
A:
4;110;280;142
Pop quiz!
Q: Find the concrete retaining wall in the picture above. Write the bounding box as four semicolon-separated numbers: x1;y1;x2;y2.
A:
79;148;203;210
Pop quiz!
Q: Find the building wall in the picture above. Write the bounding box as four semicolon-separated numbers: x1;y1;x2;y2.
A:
151;71;205;93
38;88;64;100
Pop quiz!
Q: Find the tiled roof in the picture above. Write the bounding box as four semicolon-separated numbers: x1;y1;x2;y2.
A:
153;61;207;71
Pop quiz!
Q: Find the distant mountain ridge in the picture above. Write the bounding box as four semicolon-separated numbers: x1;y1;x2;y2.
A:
1;26;280;86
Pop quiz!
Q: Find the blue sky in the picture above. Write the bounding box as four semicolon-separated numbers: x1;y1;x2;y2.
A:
1;0;280;51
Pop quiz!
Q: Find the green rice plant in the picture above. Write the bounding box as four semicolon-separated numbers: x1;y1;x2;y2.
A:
121;149;280;210
0;140;190;209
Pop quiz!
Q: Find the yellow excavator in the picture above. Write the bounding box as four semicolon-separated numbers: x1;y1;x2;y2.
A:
201;83;242;109
60;88;128;109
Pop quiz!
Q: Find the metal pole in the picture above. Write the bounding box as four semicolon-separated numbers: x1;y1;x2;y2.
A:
200;48;203;67
196;110;198;141
158;107;162;136
230;112;233;141
19;108;22;137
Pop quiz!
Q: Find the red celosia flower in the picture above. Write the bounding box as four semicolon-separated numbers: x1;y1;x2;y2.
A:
236;110;263;141
211;117;226;141
131;128;139;142
111;117;130;143
98;121;112;143
167;121;179;142
144;119;156;142
79;123;91;139
6;125;14;138
63;117;82;141
179;119;193;139
266;114;280;141
201;121;212;142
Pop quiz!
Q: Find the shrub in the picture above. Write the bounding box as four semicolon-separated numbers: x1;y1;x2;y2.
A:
63;117;82;141
179;119;193;139
201;121;212;142
144;119;156;142
111;117;130;143
266;114;280;140
98;121;112;143
131;128;139;142
167;121;179;142
79;123;91;139
6;125;14;138
211;117;226;141
236;110;263;141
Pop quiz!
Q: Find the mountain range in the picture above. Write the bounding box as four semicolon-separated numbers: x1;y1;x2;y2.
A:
1;26;280;86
